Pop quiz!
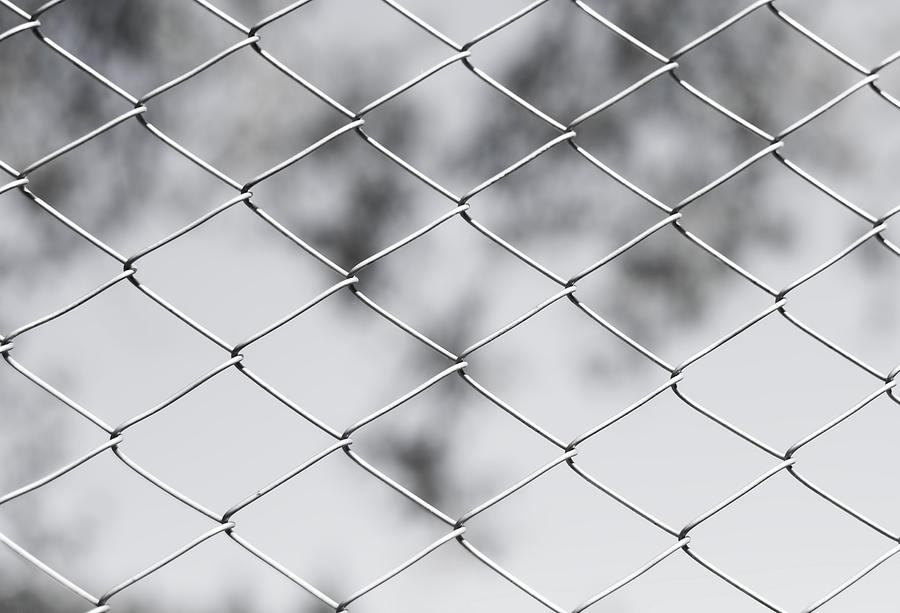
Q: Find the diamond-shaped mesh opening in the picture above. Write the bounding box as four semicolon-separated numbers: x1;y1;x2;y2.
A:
0;27;127;168
462;464;673;608
795;394;900;531
468;0;662;121
144;45;349;181
119;366;336;511
689;470;891;612
672;6;862;134
23;116;236;254
677;312;879;450
593;0;752;55
573;72;767;204
0;364;102;491
395;0;533;44
360;61;563;194
779;86;900;218
776;0;900;68
34;0;240;96
104;533;331;613
259;0;453;111
354;540;552;613
357;214;563;352
0;187;121;330
239;289;442;429
0;450;213;594
571;390;775;527
786;237;900;371
679;154;873;289
202;0;293;28
589;549;780;613
9;281;223;425
462;298;669;439
131;201;339;342
351;372;562;516
573;222;773;362
233;451;451;597
466;142;665;276
249;128;454;274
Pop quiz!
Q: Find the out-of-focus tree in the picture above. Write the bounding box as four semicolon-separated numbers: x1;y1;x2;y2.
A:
1;0;872;610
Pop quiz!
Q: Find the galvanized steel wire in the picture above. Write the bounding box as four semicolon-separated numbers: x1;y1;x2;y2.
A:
1;0;899;611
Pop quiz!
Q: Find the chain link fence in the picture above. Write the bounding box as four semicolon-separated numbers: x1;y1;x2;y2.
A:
1;0;899;611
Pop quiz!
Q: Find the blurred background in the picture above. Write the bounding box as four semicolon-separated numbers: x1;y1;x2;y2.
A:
1;0;899;611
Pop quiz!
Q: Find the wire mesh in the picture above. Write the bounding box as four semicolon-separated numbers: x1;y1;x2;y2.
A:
0;0;899;611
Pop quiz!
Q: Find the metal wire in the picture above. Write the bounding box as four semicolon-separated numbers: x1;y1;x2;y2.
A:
0;0;898;611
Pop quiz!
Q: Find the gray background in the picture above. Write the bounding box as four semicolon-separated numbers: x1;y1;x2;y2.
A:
1;0;899;612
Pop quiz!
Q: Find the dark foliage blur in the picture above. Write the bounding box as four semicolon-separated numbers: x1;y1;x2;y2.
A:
1;0;846;610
